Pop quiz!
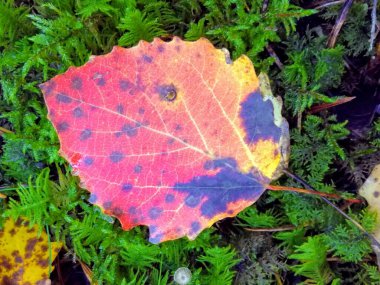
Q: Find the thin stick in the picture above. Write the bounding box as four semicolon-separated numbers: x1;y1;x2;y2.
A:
266;44;284;70
55;256;64;285
261;0;269;13
267;184;361;203
313;0;346;10
245;225;296;232
369;0;378;52
283;169;380;249
309;96;355;113
0;126;13;134
327;0;354;48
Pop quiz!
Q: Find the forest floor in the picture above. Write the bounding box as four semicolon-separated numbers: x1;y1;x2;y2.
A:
0;0;380;284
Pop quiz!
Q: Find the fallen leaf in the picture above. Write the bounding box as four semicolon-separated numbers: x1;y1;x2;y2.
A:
40;37;289;243
359;164;380;240
359;164;380;268
0;218;61;284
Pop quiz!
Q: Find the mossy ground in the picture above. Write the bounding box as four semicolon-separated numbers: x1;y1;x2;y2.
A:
0;0;379;284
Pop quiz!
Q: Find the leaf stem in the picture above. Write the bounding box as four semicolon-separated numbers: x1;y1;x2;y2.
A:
266;184;361;203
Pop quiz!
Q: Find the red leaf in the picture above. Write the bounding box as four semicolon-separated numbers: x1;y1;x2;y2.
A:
40;37;288;243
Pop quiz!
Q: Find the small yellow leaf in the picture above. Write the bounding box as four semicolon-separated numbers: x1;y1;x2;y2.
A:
0;218;62;284
359;164;380;240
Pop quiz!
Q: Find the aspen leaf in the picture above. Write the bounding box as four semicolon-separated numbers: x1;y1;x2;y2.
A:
40;37;289;243
359;164;380;241
0;218;61;284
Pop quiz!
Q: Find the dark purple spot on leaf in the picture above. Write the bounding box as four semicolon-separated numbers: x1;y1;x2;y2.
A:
158;45;165;52
175;124;182;131
116;104;124;114
110;151;124;163
57;122;69;132
112;207;123;215
149;207;163;220
80;129;92;141
149;233;163;244
119;79;132;91
114;131;123;138
138;107;145;114
88;194;97;203
103;201;112;209
190;221;201;233
73;107;84;118
96;77;106;86
134;165;142;173
165;194;175;203
122;124;138;137
136;75;144;91
156;84;177;102
122;183;133;191
142;54;153;63
128;206;137;215
40;81;56;96
56;93;72;103
185;194;202;208
83;157;94;165
71;76;82;90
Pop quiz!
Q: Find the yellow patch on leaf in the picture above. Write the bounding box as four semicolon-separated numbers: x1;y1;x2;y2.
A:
248;139;281;178
0;218;61;284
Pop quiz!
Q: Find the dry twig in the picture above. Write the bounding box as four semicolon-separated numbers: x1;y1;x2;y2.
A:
369;0;378;51
313;0;346;10
244;225;296;232
266;44;284;70
327;0;354;48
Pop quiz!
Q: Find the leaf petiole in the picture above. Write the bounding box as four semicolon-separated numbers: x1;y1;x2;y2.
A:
266;184;361;203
